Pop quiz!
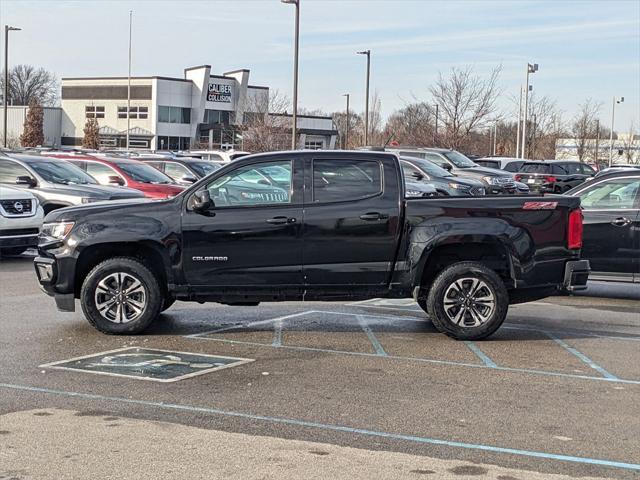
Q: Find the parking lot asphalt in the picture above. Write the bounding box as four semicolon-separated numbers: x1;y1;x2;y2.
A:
1;253;639;479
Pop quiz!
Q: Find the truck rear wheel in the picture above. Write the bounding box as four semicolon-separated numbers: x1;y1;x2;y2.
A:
80;257;163;335
427;261;508;340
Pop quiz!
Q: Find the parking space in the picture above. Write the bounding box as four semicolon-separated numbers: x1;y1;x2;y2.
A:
1;255;639;478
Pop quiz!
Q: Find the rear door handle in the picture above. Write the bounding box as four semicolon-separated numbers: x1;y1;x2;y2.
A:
359;212;389;221
266;216;297;225
611;217;631;227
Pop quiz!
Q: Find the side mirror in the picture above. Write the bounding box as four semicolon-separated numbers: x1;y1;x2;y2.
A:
191;189;213;212
107;175;125;186
411;172;424;181
181;175;198;184
16;175;37;188
442;164;453;172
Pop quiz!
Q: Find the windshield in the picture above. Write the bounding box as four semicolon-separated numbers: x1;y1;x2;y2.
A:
520;163;551;174
25;160;97;185
113;161;174;184
443;151;478;168
188;161;222;177
402;157;453;178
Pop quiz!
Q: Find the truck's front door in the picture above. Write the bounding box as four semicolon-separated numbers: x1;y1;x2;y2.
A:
182;158;304;288
302;155;402;288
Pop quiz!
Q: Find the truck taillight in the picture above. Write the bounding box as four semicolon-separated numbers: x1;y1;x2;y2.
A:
568;209;583;249
545;176;557;183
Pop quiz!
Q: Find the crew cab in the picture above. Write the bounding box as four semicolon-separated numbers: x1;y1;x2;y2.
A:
34;151;589;340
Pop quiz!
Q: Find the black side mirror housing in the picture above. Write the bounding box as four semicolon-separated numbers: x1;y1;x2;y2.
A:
107;175;125;186
16;175;37;188
191;189;213;212
181;175;198;184
442;164;453;172
411;172;424;181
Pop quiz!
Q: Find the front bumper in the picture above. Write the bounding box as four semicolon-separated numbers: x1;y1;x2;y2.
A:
562;259;590;291
0;233;39;249
34;255;76;312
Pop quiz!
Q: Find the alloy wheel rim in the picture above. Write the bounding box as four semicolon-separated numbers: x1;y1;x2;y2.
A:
94;272;147;324
443;277;495;327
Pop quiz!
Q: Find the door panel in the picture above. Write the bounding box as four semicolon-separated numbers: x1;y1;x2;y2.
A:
181;158;303;287
302;156;402;286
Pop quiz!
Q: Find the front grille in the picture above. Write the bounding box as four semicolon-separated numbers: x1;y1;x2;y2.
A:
495;177;516;188
0;228;39;237
0;199;33;215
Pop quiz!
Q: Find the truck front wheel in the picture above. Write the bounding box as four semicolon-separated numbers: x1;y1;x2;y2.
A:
427;261;508;340
80;257;163;334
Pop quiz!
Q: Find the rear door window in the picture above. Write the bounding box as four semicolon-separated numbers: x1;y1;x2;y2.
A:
312;159;382;203
563;163;582;175
552;164;569;175
504;161;524;172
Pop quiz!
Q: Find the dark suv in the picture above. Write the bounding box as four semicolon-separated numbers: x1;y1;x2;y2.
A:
400;156;485;196
390;148;517;194
516;160;595;193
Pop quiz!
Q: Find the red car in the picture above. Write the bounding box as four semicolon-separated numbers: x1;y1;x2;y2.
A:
46;154;184;199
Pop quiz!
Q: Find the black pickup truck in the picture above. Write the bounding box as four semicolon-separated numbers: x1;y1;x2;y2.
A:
34;151;589;340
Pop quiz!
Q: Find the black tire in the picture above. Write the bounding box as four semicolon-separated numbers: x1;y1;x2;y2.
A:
161;296;176;312
80;257;163;334
427;261;508;340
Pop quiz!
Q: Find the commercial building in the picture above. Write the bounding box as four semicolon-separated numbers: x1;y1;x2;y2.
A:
555;136;639;164
0;105;62;147
59;65;338;151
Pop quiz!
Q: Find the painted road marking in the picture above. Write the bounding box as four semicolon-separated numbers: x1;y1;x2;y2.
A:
40;347;254;383
463;341;498;368
0;382;638;472
357;315;388;357
544;332;619;380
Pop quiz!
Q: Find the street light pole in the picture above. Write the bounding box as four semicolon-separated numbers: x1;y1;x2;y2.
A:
342;93;350;149
126;11;132;151
3;25;21;148
281;0;300;150
515;85;522;158
521;62;538;159
609;96;624;167
357;50;370;146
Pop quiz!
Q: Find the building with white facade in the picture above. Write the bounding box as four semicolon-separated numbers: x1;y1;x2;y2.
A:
59;65;338;151
0;105;62;147
555;136;639;165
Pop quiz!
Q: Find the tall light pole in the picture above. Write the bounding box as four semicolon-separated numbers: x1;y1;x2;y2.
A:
342;93;350;149
126;11;132;151
521;62;538;159
609;96;624;166
3;25;21;148
357;50;370;146
515;85;522;158
282;0;300;150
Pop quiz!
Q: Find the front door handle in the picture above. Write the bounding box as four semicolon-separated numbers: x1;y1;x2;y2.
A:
359;212;389;221
266;216;297;225
611;217;631;227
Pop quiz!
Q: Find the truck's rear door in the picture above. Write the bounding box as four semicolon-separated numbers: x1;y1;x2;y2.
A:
302;153;402;287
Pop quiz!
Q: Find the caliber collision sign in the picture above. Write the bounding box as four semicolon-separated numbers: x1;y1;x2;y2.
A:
207;82;233;103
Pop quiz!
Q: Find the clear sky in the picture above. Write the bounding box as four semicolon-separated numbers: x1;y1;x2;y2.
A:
1;0;639;130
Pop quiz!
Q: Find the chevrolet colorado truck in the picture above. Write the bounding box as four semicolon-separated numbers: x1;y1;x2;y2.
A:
34;151;590;340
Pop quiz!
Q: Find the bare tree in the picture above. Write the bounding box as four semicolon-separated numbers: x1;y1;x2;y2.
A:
383;102;434;147
571;99;601;162
0;65;59;107
429;65;502;150
242;90;292;153
332;110;361;149
619;123;639;164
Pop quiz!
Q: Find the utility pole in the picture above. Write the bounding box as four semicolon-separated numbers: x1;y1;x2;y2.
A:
521;63;538;159
516;85;522;158
609;96;624;167
357;50;371;146
126;11;132;151
281;0;300;150
3;25;21;148
342;93;350;149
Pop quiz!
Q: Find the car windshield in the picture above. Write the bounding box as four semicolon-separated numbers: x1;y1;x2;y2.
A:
402;157;452;178
520;163;551;174
188;161;222;177
443;151;477;168
25;159;97;185
113;161;174;184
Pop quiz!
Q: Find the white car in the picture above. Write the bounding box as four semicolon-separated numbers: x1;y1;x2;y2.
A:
0;185;44;256
187;150;250;162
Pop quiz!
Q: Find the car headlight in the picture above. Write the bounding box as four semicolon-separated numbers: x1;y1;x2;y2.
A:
81;197;100;204
448;182;471;190
41;222;75;240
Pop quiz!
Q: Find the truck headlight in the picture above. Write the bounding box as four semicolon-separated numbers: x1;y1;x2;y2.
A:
448;183;471;190
81;197;99;204
41;222;75;240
